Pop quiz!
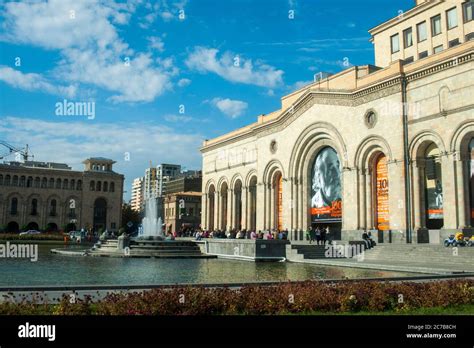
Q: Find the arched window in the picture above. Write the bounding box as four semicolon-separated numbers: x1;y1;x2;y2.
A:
20;176;26;187
10;198;18;215
5;175;11;186
34;177;40;188
56;179;61;189
27;176;33;188
90;181;95;191
49;178;54;188
63;179;68;189
0;174;3;186
70;179;75;190
96;181;101;191
31;199;38;215
41;177;47;188
12;175;18;186
77;180;82;190
110;182;115;192
103;182;108;192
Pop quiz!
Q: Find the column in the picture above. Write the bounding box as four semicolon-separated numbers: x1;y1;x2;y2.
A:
213;191;219;231
412;162;422;230
455;156;467;228
365;169;373;229
241;186;248;230
227;189;232;231
419;166;427;228
269;184;275;230
201;193;207;230
256;182;265;231
358;169;366;230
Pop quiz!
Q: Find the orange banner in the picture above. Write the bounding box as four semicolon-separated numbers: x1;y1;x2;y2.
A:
376;155;390;231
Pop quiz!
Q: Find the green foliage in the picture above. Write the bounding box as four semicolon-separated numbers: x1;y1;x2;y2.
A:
0;279;472;315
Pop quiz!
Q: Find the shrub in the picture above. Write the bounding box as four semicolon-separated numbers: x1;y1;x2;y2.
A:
0;279;472;315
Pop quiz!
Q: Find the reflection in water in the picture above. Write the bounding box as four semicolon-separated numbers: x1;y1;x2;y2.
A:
0;245;416;286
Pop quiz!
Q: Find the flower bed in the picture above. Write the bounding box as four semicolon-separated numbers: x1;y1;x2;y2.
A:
1;279;473;315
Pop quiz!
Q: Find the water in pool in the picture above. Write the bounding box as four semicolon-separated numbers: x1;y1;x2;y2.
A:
0;245;418;286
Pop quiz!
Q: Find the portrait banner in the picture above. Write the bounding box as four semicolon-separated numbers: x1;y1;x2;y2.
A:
310;147;342;222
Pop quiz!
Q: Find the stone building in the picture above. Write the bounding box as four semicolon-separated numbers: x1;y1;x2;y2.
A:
0;157;124;233
164;192;201;234
200;0;474;243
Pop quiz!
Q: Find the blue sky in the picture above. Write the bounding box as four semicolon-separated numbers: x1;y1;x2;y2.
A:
0;0;414;200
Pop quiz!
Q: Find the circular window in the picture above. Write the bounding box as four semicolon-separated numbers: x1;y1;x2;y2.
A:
270;140;278;154
364;110;377;129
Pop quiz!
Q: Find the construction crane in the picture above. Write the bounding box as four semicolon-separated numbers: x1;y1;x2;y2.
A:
0;141;34;161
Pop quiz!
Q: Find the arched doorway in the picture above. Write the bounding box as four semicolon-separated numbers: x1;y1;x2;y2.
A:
310;147;342;235
424;144;444;229
273;172;283;230
26;222;39;231
374;153;389;231
7;221;19;233
208;185;215;230
93;198;107;231
220;182;228;230
249;176;257;231
234;180;242;230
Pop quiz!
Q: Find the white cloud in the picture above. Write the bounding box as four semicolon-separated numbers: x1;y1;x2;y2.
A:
139;0;187;27
185;47;284;88
211;98;248;119
1;0;174;103
0;116;204;200
147;36;165;52
177;78;191;87
164;114;193;123
0;66;77;98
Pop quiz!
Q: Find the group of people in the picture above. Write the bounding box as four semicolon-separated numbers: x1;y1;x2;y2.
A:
306;226;331;245
194;229;288;241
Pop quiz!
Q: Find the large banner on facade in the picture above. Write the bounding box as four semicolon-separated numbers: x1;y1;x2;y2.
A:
426;176;443;219
376;155;389;231
310;147;342;222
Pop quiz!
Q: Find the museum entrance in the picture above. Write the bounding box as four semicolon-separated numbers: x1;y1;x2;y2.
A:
424;144;444;230
309;146;342;240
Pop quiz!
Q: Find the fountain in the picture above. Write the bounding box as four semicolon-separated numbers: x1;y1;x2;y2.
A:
53;196;214;258
140;198;164;239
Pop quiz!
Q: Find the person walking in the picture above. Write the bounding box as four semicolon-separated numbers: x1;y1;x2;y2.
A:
320;226;327;245
315;226;321;245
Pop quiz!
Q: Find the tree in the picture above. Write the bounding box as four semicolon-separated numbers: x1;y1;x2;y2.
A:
121;203;141;232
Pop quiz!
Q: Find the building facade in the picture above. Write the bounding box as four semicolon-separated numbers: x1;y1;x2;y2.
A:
201;0;474;243
130;176;144;212
166;171;202;195
156;163;181;197
163;192;201;234
0;157;124;233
